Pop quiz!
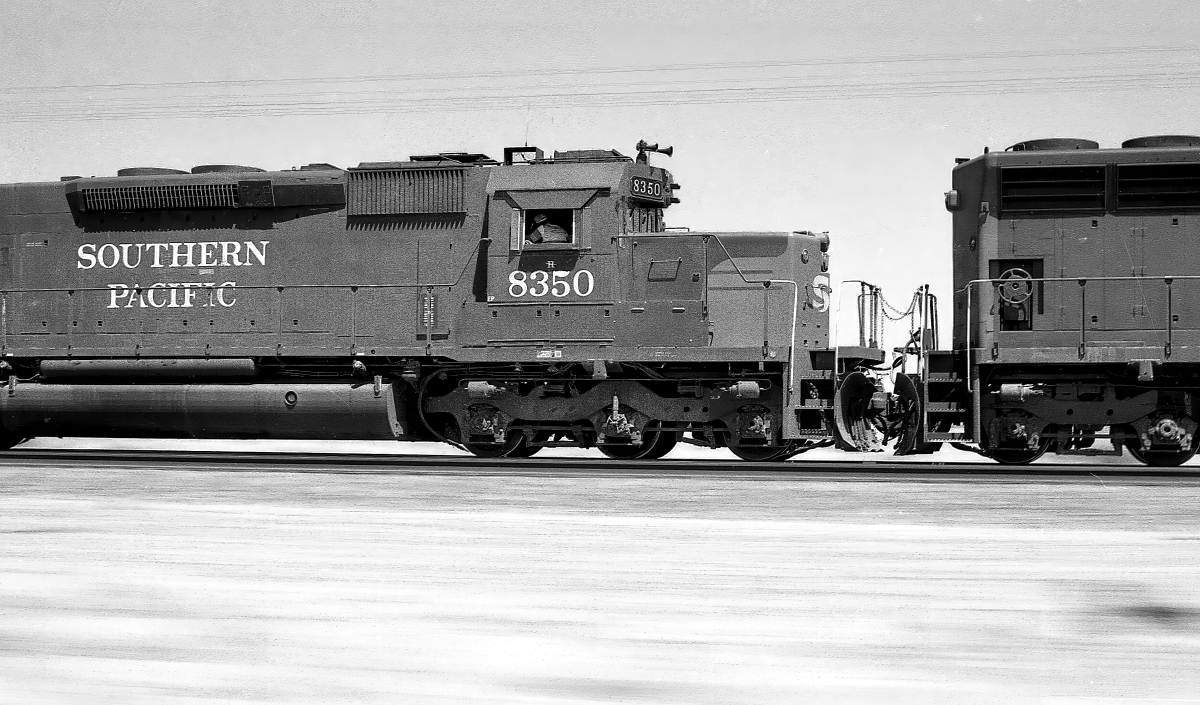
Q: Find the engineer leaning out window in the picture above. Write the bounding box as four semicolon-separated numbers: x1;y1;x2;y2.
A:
525;211;572;244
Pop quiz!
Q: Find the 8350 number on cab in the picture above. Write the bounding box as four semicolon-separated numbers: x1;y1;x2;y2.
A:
508;269;595;298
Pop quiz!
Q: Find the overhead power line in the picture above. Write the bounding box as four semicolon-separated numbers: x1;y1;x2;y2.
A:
1;46;1195;123
0;44;1193;95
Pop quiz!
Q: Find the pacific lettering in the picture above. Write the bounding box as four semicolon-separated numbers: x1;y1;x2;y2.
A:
146;283;167;308
104;282;239;309
217;282;236;307
107;284;130;309
179;282;202;308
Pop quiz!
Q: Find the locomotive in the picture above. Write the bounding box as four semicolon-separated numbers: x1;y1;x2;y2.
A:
0;141;868;460
942;135;1200;465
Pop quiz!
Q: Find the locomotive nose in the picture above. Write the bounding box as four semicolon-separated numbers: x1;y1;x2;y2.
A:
794;230;830;253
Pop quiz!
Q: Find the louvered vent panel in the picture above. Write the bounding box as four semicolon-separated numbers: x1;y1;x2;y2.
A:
1000;166;1105;215
1117;163;1200;209
80;184;239;211
348;169;465;215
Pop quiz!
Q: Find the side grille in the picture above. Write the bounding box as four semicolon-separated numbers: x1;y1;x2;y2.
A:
999;165;1105;214
80;183;238;212
1117;163;1200;209
347;168;465;215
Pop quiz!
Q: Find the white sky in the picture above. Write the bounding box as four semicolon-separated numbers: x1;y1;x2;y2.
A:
2;0;1198;346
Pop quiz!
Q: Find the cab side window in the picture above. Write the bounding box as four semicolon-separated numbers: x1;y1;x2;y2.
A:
524;208;574;245
510;207;586;251
503;189;598;251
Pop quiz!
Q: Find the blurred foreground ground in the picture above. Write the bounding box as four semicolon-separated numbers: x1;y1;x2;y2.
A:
1;444;1199;704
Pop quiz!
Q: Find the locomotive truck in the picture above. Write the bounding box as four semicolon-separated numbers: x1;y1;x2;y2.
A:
0;141;880;460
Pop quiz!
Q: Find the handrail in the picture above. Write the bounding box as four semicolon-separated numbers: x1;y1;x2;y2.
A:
831;279;876;370
967;273;1200;285
961;272;1197;444
962;273;1191;367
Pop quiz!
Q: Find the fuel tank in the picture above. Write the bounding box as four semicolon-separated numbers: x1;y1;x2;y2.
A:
0;382;406;440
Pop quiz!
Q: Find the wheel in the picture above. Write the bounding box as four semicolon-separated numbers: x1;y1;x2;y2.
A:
833;371;885;451
641;431;678;459
893;374;925;455
988;441;1050;465
463;432;528;458
0;431;26;450
981;419;1052;465
1119;420;1200;467
1124;441;1198;467
599;429;665;460
505;442;541;458
506;431;549;458
597;444;650;459
730;444;792;461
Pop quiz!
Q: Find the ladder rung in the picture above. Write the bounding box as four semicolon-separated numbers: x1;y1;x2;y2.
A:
928;432;968;441
927;402;964;412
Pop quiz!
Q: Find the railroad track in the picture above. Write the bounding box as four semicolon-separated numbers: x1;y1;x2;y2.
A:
2;448;1199;478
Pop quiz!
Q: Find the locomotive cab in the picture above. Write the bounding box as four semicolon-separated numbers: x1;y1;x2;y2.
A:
435;143;834;458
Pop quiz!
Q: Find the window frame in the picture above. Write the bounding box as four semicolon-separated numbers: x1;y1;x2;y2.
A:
504;190;597;252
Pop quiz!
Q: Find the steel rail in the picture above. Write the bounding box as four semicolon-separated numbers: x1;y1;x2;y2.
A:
1;448;1198;478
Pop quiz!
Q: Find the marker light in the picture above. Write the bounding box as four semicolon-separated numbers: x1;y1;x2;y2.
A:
945;189;961;211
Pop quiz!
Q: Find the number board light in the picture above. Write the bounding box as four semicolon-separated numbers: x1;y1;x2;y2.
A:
630;176;668;205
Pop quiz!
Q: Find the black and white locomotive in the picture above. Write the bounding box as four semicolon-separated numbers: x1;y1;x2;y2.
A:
0;141;858;460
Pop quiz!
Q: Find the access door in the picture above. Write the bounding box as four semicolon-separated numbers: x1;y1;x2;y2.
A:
619;234;708;347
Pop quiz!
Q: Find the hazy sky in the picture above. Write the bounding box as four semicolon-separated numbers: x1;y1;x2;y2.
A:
3;0;1198;345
